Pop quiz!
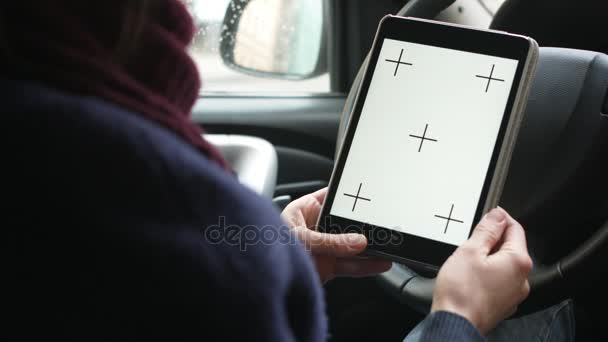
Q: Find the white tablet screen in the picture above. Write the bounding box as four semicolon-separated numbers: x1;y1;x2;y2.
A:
330;38;519;246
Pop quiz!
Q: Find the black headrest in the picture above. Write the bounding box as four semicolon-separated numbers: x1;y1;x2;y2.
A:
491;0;608;54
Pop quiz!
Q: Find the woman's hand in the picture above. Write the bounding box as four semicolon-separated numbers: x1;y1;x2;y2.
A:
281;188;392;284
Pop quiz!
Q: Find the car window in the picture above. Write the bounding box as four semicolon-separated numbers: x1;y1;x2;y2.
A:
185;0;331;94
479;0;508;15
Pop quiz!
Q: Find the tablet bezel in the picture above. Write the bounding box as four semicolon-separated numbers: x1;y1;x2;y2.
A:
317;16;534;268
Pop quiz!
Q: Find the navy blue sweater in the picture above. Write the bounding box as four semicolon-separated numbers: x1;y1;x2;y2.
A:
8;80;483;341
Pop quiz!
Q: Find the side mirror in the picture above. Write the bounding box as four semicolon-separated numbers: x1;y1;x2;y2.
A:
219;0;327;80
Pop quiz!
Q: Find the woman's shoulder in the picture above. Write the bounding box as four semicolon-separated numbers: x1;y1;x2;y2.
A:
9;78;314;278
8;79;327;341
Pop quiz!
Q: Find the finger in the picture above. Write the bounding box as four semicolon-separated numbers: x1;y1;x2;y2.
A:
290;187;327;205
506;306;518;319
296;228;367;257
302;188;329;228
466;208;508;254
497;210;529;255
282;188;329;229
490;213;534;275
309;187;328;204
281;198;307;226
521;280;531;300
334;258;393;278
281;206;306;230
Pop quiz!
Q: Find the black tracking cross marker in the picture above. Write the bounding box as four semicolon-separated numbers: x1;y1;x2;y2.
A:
435;204;464;234
386;49;413;77
476;64;505;93
344;183;372;212
409;124;438;152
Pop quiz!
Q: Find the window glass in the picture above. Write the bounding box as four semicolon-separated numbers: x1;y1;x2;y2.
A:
185;0;331;93
479;0;508;15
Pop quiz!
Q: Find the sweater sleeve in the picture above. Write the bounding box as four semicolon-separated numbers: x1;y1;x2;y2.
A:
404;312;485;342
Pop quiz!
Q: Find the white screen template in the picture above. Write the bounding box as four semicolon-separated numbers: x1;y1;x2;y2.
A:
330;38;519;246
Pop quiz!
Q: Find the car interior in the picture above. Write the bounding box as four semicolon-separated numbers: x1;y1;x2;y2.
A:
11;0;606;340
196;0;607;340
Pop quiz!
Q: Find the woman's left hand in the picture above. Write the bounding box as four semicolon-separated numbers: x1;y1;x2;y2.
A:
281;188;393;284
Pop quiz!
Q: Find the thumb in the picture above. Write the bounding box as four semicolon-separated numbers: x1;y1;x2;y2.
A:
466;208;508;255
490;213;534;273
296;228;367;257
495;213;529;255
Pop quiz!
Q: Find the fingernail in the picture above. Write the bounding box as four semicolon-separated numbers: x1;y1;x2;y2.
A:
345;233;367;245
485;208;506;223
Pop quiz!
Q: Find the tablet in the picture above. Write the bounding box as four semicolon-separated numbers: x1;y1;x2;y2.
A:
317;16;538;269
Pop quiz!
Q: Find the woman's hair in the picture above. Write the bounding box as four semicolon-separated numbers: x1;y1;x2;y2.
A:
0;0;230;169
113;0;156;65
0;0;157;66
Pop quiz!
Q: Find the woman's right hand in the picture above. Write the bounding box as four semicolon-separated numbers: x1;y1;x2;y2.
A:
281;188;392;284
431;207;533;335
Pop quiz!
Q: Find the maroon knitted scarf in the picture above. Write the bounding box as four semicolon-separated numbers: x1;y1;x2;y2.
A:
0;0;229;169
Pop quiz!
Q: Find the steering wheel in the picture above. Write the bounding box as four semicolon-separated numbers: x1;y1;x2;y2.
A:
337;0;608;314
